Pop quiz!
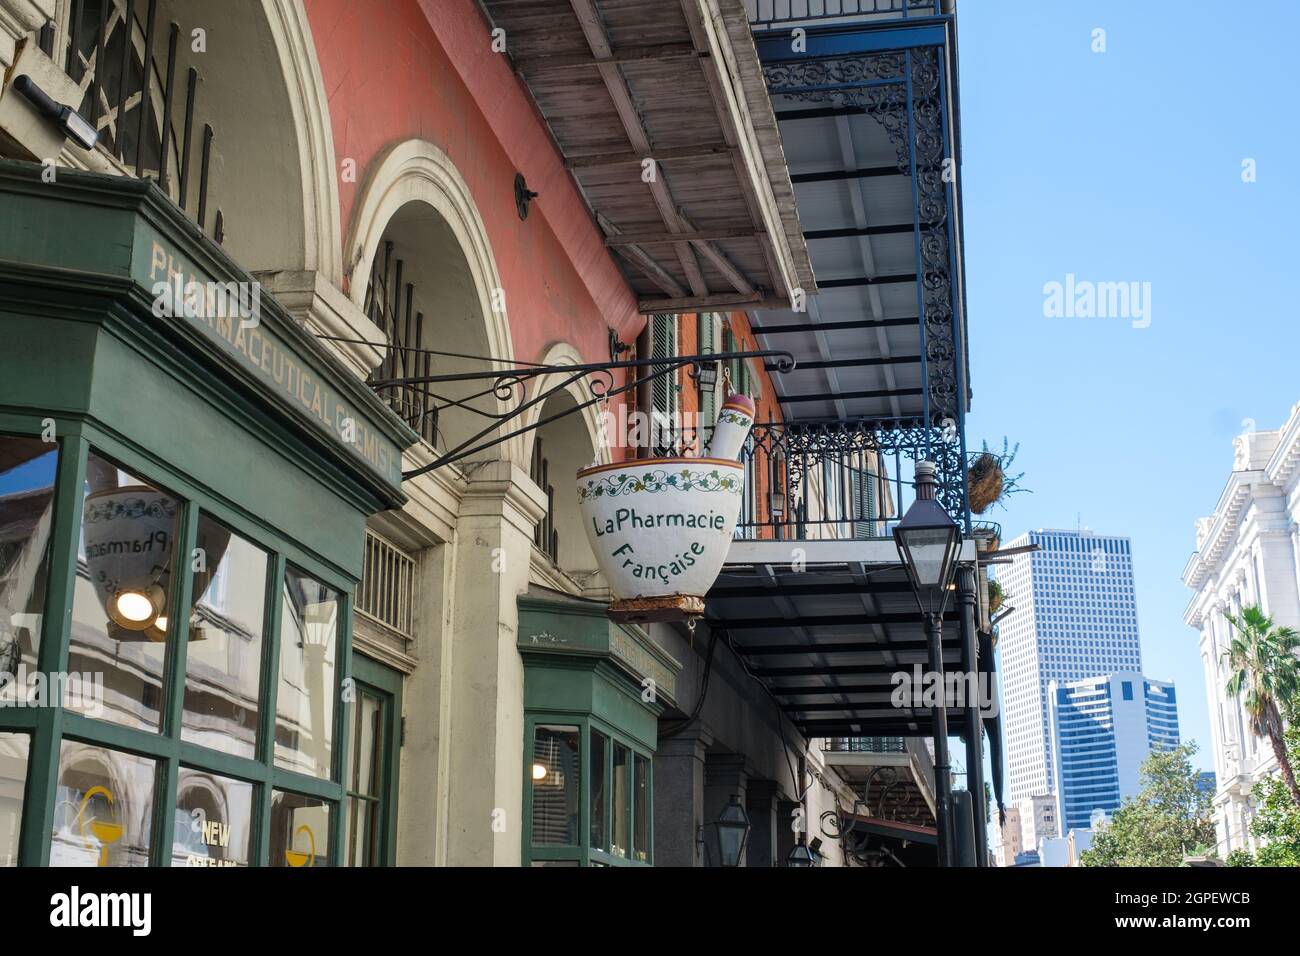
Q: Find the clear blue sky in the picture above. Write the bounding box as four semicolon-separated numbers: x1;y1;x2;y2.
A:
957;0;1300;768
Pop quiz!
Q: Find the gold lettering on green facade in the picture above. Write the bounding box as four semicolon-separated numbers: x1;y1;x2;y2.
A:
145;239;399;484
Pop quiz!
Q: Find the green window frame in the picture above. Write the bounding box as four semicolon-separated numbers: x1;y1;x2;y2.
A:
522;713;653;867
342;654;402;867
0;413;358;867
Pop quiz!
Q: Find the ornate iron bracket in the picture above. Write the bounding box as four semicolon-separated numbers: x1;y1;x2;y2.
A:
315;335;796;479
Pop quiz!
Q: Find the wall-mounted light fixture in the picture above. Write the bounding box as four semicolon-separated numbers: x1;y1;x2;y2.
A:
12;75;98;150
514;173;538;220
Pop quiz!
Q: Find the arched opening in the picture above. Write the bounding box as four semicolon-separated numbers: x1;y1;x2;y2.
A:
361;200;501;457
56;0;337;276
347;141;516;466
529;388;601;588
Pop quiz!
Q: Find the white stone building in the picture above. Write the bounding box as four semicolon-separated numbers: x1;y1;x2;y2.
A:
1183;403;1300;855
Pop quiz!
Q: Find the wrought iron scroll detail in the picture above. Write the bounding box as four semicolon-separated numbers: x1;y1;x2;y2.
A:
763;46;960;425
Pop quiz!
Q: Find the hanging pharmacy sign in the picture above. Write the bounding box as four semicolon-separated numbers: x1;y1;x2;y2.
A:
577;394;754;622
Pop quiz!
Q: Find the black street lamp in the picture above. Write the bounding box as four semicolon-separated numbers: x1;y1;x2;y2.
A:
893;460;962;867
702;795;751;867
786;836;819;867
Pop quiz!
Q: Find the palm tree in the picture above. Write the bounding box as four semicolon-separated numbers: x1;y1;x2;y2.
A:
1223;605;1300;806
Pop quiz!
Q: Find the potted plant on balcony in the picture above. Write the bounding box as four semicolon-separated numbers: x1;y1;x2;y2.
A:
988;578;1005;615
967;438;1028;515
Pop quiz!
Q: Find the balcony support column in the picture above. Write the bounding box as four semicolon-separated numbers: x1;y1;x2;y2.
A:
652;726;712;867
926;609;954;866
958;565;987;865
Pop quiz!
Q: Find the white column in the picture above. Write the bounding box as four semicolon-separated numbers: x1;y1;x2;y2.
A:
441;460;545;867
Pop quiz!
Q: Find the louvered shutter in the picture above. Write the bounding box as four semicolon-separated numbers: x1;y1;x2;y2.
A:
698;312;718;427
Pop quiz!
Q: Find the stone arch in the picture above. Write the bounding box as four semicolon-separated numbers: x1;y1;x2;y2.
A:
525;343;608;583
344;139;517;463
66;0;344;278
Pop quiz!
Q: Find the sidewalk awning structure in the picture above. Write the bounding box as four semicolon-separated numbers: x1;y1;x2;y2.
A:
707;543;989;739
478;0;815;314
744;10;969;427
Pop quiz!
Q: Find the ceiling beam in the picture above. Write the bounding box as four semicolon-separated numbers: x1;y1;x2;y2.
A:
513;43;702;73
638;293;790;314
818;273;916;289
606;225;763;246
727;611;959;632
805;223;917;241
779;387;924;404
752;317;917;334
569;0;709;297
599;214;685;298
566;143;738;170
764;355;922;372
790;165;901;184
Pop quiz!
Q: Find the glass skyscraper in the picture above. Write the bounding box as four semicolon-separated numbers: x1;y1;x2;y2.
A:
1049;672;1180;831
995;529;1145;806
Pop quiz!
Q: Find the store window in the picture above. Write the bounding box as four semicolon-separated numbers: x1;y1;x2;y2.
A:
50;740;156;867
343;681;394;866
0;733;29;866
0;434;356;865
182;515;269;758
524;717;652;866
275;569;339;779
67;452;180;730
530;724;580;846
172;769;254;867
270;790;331;868
0;436;58;683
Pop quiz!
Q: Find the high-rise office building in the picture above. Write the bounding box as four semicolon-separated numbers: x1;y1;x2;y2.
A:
1048;672;1180;831
995;529;1144;806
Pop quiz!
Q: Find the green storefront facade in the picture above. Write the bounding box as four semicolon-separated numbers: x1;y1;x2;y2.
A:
0;161;414;866
519;592;679;867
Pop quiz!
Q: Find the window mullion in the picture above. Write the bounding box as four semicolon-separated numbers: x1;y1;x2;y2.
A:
19;428;87;866
149;500;200;866
252;551;287;866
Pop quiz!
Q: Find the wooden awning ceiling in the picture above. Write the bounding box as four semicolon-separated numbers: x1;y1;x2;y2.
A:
479;0;815;314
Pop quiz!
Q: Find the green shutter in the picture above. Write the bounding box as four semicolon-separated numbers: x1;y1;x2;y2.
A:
698;312;718;427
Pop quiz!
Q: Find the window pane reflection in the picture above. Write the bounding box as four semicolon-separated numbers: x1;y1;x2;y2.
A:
589;731;606;851
634;753;649;863
50;741;155;867
344;687;385;866
612;743;630;859
68;452;181;730
530;724;579;846
0;733;29;866
0;436;58;688
274;568;337;779
172;769;253;867
270;790;331;867
182;515;268;759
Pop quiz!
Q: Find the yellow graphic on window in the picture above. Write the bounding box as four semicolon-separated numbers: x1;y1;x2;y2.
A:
78;785;123;867
284;823;316;867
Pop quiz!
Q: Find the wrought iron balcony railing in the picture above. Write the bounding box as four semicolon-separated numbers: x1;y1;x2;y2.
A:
647;415;970;541
822;736;908;754
747;0;947;31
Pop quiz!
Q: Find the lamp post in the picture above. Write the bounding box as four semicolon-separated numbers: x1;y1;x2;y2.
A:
786;836;819;867
893;461;961;867
701;794;751;867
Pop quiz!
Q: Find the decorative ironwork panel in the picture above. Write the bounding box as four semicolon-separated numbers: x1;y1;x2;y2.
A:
762;42;962;426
